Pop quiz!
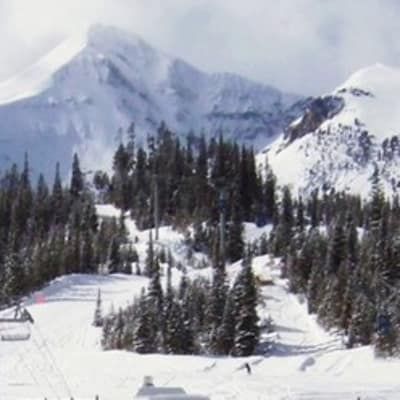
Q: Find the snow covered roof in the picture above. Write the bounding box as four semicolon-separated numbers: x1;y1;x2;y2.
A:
136;386;209;400
136;386;186;397
135;377;209;400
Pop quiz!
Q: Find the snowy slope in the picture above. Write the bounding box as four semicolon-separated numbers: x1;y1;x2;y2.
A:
1;206;399;400
0;24;303;178
264;63;400;197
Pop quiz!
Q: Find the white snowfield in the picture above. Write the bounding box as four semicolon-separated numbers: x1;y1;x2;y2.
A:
265;63;400;197
0;206;399;400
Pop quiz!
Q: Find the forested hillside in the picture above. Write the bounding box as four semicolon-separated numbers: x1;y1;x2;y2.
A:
98;124;400;357
1;123;400;358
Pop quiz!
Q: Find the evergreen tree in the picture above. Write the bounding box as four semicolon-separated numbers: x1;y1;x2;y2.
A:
208;253;228;352
51;162;65;225
308;190;319;228
326;218;347;275
348;291;376;347
107;236;122;273
226;192;244;263
232;251;259;356
264;161;277;223
163;297;185;354
145;230;155;277
111;143;132;210
369;167;384;234
215;290;236;355
34;174;51;234
180;291;196;354
3;250;26;298
148;257;163;315
133;294;158;354
296;196;305;232
273;186;294;255
70;153;84;198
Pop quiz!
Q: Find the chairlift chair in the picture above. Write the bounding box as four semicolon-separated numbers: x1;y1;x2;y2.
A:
0;305;34;342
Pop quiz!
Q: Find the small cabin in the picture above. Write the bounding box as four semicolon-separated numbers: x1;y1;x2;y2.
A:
135;376;210;400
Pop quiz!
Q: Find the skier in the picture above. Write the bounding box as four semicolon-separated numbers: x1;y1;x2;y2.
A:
244;362;251;375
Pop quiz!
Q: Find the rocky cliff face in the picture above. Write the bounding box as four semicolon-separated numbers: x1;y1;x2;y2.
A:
284;96;344;144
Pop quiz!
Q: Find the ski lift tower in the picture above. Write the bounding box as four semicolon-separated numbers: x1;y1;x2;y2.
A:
210;176;228;268
148;133;160;242
218;187;227;268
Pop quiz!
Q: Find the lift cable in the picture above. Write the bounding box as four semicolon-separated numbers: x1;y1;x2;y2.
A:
27;335;63;400
33;324;74;399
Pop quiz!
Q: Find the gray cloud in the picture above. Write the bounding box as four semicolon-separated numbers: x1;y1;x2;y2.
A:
0;0;400;95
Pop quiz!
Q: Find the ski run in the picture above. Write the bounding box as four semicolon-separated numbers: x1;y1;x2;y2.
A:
0;205;399;400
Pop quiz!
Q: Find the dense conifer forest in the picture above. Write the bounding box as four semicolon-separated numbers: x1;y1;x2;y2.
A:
0;153;131;305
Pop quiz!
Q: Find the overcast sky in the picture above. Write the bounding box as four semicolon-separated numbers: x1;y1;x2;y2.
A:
1;0;400;95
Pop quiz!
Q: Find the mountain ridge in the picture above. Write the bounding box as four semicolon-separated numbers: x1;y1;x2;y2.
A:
0;24;304;178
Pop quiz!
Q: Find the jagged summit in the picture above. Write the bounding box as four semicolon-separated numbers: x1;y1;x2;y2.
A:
265;63;400;198
87;23;146;46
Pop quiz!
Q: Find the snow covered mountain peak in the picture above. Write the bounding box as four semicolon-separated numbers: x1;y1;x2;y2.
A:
87;23;144;45
0;24;304;178
266;63;400;198
85;24;172;75
332;63;400;142
0;24;149;106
